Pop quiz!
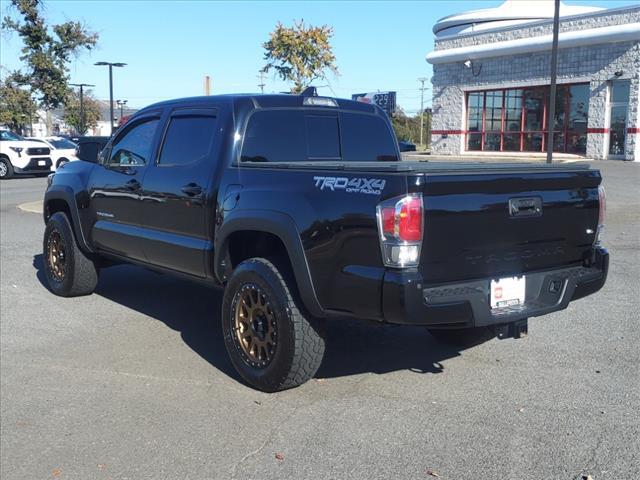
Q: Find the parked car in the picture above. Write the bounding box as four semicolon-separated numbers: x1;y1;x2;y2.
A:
0;128;53;179
73;136;110;163
398;140;417;152
42;93;608;392
26;136;79;170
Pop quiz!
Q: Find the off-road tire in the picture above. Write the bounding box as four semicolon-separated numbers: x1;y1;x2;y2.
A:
43;212;98;297
0;157;13;179
222;257;325;392
427;326;496;348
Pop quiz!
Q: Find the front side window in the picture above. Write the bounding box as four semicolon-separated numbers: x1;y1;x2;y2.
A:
159;115;218;166
109;118;159;166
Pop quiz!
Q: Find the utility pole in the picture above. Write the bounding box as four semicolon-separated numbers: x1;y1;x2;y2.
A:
94;62;127;135
70;83;95;135
204;75;211;95
257;71;266;94
546;0;560;164
418;77;429;148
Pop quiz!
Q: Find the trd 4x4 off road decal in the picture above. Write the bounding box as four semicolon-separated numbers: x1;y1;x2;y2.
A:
313;176;386;195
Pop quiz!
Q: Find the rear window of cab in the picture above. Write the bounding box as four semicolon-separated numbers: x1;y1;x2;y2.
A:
240;109;398;163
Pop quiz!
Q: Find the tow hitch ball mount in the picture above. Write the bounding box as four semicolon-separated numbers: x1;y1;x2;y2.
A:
494;319;528;340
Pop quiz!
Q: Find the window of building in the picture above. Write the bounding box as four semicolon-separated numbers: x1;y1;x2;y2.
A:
465;84;589;154
159;114;218;166
608;80;630;157
466;92;483;151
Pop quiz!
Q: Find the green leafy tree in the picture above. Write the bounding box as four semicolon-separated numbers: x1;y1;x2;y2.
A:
263;19;338;93
391;107;432;149
63;90;101;134
2;0;98;124
0;73;37;134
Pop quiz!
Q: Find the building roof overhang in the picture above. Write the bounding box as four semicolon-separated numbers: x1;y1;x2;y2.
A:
426;22;640;65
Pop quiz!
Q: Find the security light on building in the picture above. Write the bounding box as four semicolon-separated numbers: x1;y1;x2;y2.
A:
426;0;640;161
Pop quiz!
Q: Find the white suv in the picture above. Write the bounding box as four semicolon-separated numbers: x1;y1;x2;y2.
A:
26;136;79;170
0;129;53;179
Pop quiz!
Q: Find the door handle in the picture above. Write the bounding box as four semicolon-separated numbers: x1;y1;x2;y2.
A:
124;179;141;191
181;183;203;197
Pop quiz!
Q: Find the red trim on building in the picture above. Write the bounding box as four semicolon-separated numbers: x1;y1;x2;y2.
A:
628;127;640;134
587;128;609;134
432;130;467;135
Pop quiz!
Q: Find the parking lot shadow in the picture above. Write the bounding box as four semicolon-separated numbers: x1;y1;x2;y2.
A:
33;255;462;383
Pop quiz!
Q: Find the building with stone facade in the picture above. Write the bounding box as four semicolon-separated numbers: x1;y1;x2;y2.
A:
426;1;639;161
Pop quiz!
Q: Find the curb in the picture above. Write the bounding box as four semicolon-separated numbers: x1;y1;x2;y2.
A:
18;201;43;214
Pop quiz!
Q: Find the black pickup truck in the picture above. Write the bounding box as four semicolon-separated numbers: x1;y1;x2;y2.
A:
42;92;608;391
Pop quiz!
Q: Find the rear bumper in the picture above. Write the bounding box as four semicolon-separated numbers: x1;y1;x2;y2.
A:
382;247;609;327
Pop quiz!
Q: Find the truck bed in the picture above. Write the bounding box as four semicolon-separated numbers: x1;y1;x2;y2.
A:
235;160;593;174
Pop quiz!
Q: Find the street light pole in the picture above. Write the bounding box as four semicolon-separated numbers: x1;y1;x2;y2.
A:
418;77;428;148
94;62;126;135
546;0;561;164
116;99;128;123
70;83;94;134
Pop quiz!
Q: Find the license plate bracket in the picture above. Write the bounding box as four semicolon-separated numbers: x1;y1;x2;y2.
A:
490;276;526;309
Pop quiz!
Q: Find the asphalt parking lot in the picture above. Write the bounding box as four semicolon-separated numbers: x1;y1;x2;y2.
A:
1;160;639;480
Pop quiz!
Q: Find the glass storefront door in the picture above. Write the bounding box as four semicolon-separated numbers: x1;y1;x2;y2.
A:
608;80;630;158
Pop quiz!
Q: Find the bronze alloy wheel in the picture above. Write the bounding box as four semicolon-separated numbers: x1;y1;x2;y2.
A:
232;283;277;368
47;229;66;282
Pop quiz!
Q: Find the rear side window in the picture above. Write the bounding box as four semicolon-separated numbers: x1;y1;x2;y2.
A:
159;115;217;166
340;112;398;162
241;109;397;162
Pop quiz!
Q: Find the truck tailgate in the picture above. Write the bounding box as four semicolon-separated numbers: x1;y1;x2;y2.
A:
418;169;601;284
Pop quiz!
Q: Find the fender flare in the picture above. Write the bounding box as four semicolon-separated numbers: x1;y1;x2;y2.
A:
43;186;93;253
215;209;325;318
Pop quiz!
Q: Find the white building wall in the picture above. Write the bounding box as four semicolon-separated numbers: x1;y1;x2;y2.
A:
429;6;640;161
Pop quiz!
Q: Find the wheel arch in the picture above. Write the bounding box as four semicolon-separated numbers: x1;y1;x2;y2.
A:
44;187;93;253
215;210;325;318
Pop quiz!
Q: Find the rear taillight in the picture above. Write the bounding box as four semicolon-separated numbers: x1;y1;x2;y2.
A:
376;194;423;267
596;184;606;244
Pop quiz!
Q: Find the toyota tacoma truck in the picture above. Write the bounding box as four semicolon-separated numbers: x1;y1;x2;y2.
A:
42;92;608;392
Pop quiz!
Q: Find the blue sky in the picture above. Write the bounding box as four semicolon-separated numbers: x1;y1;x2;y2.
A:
0;0;636;113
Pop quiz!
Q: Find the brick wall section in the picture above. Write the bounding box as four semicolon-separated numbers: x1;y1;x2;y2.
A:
430;7;640;160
